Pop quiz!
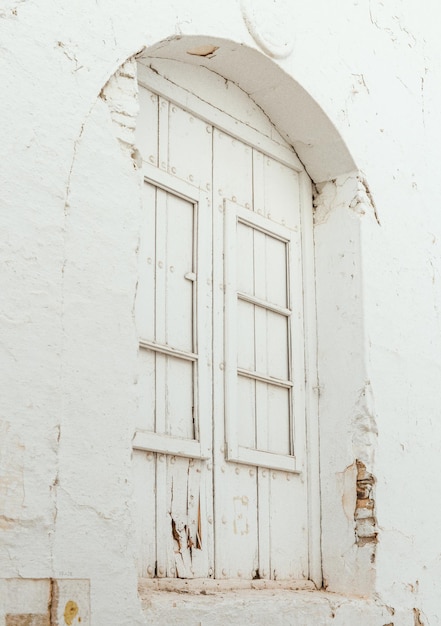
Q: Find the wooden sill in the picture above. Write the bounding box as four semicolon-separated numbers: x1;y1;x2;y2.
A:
138;577;316;594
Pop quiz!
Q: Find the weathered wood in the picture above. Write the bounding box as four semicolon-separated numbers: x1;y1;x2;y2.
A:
134;71;316;584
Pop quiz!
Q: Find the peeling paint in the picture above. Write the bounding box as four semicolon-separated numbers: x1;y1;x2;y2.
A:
186;44;219;57
314;172;380;226
355;461;377;547
352;381;378;468
168;459;204;578
340;462;357;523
100;58;140;165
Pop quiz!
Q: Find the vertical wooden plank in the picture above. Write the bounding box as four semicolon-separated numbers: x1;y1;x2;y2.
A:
154;189;167;436
255;379;268;452
164;193;194;352
262;155;309;581
165;96;214;578
252;150;265;216
212;133;228;579
266;384;290;455
255;307;269;454
253;224;267;455
158;97;169;172
164;456;212;579
236;221;254;294
269;472;309;580
154;184;168;576
256;468;270;580
133;182;158;465
165;356;194;439
136;182;157;432
132;450;156;577
167;96;212;456
154;189;167;345
194;194;212;452
155;452;168;578
219;465;259;579
186;459;212;578
136;183;157;341
253;228;266;302
213;129;258;581
237;376;256;449
286;226;305;457
263;157;300;230
254;306;267;376
266;311;289;380
237;300;255;372
137;349;155;432
166;456;192;578
214;130;253;208
254;151;297;582
168;104;212;188
136;87;159;167
298;170;321;586
265;235;288;308
223;201;239;461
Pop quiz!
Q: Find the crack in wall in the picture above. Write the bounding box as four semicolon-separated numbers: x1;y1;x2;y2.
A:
368;0;416;47
414;607;425;626
50;100;98;576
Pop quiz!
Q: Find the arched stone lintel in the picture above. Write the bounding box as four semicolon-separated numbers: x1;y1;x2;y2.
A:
137;35;357;184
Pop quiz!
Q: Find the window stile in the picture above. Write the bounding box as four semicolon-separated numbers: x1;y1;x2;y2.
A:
195;189;212;458
224;199;240;463
154;189;167;435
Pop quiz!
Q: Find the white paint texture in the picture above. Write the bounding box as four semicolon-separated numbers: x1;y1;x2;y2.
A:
1;0;441;624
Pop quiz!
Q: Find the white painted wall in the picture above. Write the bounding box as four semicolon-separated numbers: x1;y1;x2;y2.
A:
1;1;441;624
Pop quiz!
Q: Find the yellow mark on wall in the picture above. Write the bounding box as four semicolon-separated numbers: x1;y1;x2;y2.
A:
64;600;79;625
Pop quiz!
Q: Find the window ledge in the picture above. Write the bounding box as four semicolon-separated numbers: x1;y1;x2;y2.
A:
139;577;316;594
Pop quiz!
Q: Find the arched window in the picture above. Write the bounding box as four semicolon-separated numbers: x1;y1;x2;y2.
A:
132;56;318;586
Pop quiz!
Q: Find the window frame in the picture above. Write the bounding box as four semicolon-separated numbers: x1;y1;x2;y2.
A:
133;163;212;460
224;200;302;473
134;61;322;587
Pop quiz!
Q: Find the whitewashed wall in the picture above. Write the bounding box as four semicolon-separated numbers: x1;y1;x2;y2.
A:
1;1;441;624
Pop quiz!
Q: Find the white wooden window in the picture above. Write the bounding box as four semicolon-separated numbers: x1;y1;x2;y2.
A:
133;61;317;585
224;202;302;473
133;167;211;461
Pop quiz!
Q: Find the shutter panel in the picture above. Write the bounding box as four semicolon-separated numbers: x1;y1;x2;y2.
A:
224;201;298;473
